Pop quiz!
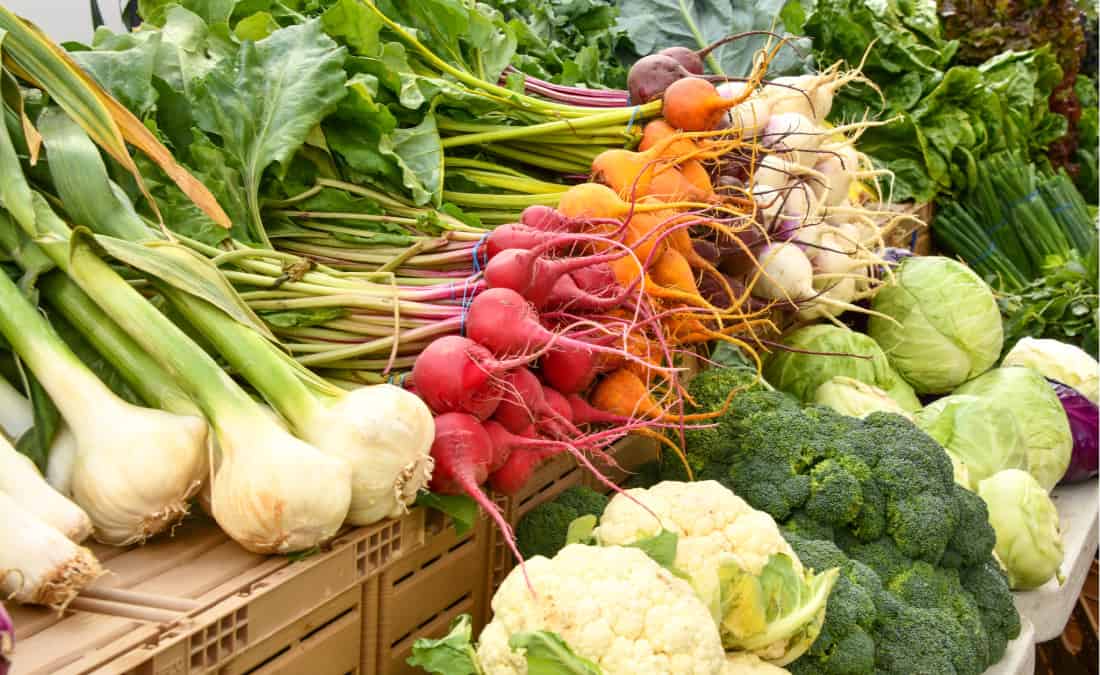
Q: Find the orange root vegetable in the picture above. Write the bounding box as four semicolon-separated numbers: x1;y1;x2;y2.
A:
590;148;711;202
679;159;713;193
650;248;698;294
661;77;742;131
591;369;735;423
555;182;671;221
639;119;699;157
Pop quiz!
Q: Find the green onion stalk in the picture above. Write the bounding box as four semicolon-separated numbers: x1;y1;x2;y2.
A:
0;97;356;551
0;213;208;546
38;108;437;528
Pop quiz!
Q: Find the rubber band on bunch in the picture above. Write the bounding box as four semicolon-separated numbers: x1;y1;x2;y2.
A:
459;232;491;336
625;105;641;134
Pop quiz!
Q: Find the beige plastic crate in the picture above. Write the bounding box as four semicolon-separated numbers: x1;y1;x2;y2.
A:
369;510;490;675
9;508;425;675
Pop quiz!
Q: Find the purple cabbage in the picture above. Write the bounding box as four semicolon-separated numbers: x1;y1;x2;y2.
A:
1;600;11;675
1050;379;1099;483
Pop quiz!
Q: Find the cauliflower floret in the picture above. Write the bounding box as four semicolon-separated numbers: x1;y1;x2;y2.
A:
595;481;833;665
476;544;727;675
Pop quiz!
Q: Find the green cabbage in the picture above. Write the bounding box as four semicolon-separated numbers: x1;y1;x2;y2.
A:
869;256;1002;394
814;376;912;419
956;366;1073;491
914;395;1028;490
765;325;921;411
977;469;1065;590
1003;337;1100;404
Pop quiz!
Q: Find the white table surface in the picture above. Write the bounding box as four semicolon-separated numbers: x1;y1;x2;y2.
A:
1013;479;1099;642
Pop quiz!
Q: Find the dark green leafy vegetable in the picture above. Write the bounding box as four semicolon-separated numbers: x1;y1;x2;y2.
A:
616;0;812;78
479;0;630;89
191;20;348;245
804;0;1067;202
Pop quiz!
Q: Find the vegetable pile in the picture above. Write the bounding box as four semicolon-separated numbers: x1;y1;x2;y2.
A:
0;2;1094;675
658;368;1023;675
413;480;835;674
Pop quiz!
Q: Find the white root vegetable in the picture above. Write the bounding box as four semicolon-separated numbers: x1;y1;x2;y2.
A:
305;385;435;524
0;376;80;489
752;243;816;301
0;434;91;542
0;270;209;547
762;112;823;167
763;63;871;123
717;82;773;136
0;491;103;609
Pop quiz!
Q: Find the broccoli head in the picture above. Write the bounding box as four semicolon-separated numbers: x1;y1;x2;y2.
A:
684;363;762;411
554;485;609;518
515;487;608;559
666;382;1020;674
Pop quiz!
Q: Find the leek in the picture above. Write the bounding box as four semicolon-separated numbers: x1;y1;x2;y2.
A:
39;112;434;526
0;259;207;545
0;491;102;609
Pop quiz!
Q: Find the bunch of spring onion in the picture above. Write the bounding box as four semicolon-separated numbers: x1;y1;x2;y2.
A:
0;23;439;555
934;150;1098;291
0;377;103;609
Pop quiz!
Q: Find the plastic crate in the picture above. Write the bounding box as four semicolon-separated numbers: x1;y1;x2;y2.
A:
9;508;425;675
8;605;162;675
368;509;491;675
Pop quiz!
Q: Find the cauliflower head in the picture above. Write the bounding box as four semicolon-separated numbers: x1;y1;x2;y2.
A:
595;481;837;665
477;544;727;675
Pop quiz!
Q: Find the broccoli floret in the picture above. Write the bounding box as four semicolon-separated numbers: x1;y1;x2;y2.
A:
886;491;959;563
804;456;870;526
850;478;887;542
784;533;849;573
514;487;608;559
942;485;996;569
839;535;911;585
887;561;962;610
804;625;876;675
515;502;576;559
554;486;609;518
783;510;836;542
873;595;960;675
960;561;1022;658
885;563;991;674
684;364;761;411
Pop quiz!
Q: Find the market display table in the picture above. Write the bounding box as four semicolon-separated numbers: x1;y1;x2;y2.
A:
985;619;1036;675
1014;479;1100;642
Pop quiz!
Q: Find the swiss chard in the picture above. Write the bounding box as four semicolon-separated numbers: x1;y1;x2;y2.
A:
617;0;812;78
191;20;348;245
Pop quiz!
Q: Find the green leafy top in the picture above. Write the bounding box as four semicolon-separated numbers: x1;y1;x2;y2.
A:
617;0;813;78
484;0;631;89
407;615;605;675
802;0;1068;203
